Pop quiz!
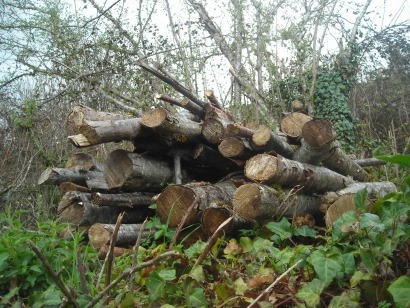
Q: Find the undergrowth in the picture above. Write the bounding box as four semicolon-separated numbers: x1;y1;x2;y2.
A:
0;157;409;307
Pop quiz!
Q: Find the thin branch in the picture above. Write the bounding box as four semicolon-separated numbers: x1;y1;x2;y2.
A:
129;217;149;292
105;213;124;288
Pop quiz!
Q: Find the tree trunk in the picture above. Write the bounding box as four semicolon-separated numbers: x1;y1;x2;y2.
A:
90;192;154;208
280;112;312;141
38;167;103;186
58;191;153;227
88;223;154;249
232;183;320;222
141;106;202;143
104;149;174;192
251;125;294;159
156;181;237;227
218;137;256;159
297;119;370;182
245;154;354;193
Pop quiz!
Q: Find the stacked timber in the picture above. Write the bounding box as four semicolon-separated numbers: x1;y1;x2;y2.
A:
39;100;395;254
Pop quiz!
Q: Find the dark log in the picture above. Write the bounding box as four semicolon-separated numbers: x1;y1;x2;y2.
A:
65;153;104;172
192;143;242;173
251;125;294;159
232;183;321;222
58;191;153;227
155;94;205;119
91;192;154;208
104;149;174;192
280;112;312;140
296;119;370;182
354;158;387;167
38;167;103;186
86;177;110;192
88;223;155;249
156;181;237;227
59;182;91;195
204;89;223;110
218;137;256;159
245;154;354;193
141;107;202;143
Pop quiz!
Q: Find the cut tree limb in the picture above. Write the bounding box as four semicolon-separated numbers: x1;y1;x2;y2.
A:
155;94;205;119
192;143;242;173
91;192;154;208
38;167;103;187
204;89;223;110
218;137;256;160
156;181;237;227
251;125;294;159
232;183;320;222
280;112;312;141
65;153;104;172
354;158;387;167
245;154;354;193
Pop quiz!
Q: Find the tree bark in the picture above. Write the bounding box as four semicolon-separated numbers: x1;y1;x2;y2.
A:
38;167;104;187
88;223;154;249
204;89;223;111
226;123;255;138
156;181;237;227
245;154;354;193
232;183;320;222
141;106;202;143
280;112;312;140
354;158;386;167
218;137;256;160
65;153;104;172
192;143;242;173
104;149;174;192
59;182;91;195
297;119;370;182
155;94;205;119
90;192;154;208
58;191;153;227
251;125;294;159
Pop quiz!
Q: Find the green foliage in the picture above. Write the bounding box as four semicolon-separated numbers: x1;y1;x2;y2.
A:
11;99;37;130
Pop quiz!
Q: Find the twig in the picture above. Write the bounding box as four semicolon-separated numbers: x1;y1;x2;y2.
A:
193;217;233;268
129;217;149;292
105;213;124;288
77;247;89;294
27;240;80;308
247;259;303;308
168;195;199;251
85;251;179;308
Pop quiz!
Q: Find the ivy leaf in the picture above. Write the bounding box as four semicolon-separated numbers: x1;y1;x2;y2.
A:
186;288;208;308
328;290;361;307
265;218;293;242
234;277;248;296
294;225;318;238
158;268;176;281
350;270;374;288
376;154;410;168
354;188;368;211
359;249;378;274
146;271;165;301
308;249;342;286
387;276;410;308
341;252;356;276
190;265;205;282
296;278;326;307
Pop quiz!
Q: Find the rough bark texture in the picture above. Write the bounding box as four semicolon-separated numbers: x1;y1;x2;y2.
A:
38;167;103;186
251;125;294;159
280;112;312;139
156;94;204;119
91;192;154;207
354;158;387;167
156;181;237;227
245;154;354;193
88;223;154;248
218;137;255;159
141;106;202;143
232;183;320;222
58;191;152;227
104;149;174;192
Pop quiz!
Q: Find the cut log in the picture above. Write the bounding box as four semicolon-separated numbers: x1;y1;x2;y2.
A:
59;182;91;195
201;103;235;144
156;181;237;227
38;167;103;186
251;125;294;159
204;89;223;110
354;158;386;167
232;183;320;222
141;106;202;143
155;94;205;119
58;191;153;227
77;118;143;146
291;100;305;112
86;176;110;192
280;112;312;140
296;119;370;182
88;223;155;249
104;149;174;192
218;137;256;159
68;134;91;147
98;245;131;259
65;153;104;172
226;123;255;138
90;192;154;208
245;154;354;193
192;143;242;173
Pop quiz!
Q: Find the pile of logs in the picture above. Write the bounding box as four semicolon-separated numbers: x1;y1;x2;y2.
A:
39;93;395;254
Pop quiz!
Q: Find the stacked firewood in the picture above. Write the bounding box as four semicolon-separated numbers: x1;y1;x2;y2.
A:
38;94;395;253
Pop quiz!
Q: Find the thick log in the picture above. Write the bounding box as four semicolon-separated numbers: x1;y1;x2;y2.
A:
218;137;256;159
156;181;237;227
226;123;255;138
104;149;174;192
59;182;91;195
201;103;235;144
280;112;312;140
67;105;130;134
245;154;354;193
251;125;294;159
91;192;154;208
76;118;143;146
58;191;153;227
65;153;104;172
354;158;386;167
298;119;370;182
38;167;103;186
232;183;320;222
155;94;205;119
88;223;154;249
141;106;202;143
192;143;242;173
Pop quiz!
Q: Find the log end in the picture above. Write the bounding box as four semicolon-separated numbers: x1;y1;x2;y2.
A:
245;154;278;183
218;137;245;158
201;118;225;144
302;119;336;148
38;167;54;185
252;126;271;147
202;206;233;237
280;112;312;138
232;183;261;220
141;107;167;128
88;223;111;249
104;149;133;189
68;134;91;147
